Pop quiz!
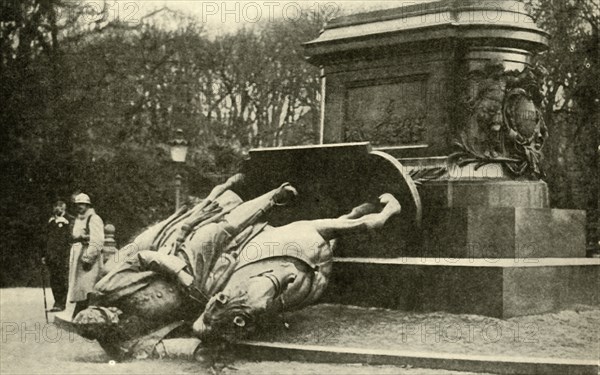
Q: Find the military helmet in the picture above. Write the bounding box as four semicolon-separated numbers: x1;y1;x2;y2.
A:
74;193;92;205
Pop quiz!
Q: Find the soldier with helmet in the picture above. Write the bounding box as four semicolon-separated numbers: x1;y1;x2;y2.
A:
67;193;104;318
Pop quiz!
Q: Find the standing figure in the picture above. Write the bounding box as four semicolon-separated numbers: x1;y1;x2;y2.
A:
42;200;73;312
67;193;104;318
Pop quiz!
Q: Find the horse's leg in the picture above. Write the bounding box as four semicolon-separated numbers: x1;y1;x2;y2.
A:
312;194;402;241
338;202;380;220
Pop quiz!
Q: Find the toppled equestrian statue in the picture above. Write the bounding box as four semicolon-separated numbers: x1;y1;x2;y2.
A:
56;173;402;360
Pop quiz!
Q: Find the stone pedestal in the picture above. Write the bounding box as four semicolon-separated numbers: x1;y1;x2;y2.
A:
304;0;549;158
296;1;600;317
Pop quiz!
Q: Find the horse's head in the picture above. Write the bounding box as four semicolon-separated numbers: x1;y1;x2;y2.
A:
192;262;298;341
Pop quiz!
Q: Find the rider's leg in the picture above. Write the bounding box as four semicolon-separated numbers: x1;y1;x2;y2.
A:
222;183;297;237
312;194;401;242
204;173;246;203
172;175;247;253
184;174;246;221
175;183;297;293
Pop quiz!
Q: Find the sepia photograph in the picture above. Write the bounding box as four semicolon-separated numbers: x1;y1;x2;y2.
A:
0;0;598;374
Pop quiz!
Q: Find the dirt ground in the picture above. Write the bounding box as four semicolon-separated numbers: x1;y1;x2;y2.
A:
253;304;600;360
1;288;485;375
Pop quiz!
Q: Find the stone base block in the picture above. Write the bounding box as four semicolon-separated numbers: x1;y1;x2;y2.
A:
418;180;549;208
322;258;600;318
419;207;586;259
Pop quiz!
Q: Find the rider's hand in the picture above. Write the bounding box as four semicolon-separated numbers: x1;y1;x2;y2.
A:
82;261;93;271
41;257;46;265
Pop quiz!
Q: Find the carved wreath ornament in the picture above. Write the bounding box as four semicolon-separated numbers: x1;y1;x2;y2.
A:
450;62;548;179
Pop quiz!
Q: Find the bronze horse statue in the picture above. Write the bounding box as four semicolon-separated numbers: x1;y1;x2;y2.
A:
57;172;403;360
193;192;401;342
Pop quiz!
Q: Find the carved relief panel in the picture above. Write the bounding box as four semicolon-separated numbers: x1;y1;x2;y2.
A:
343;75;429;147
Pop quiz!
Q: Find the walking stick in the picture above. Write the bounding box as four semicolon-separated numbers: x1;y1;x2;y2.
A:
40;264;49;324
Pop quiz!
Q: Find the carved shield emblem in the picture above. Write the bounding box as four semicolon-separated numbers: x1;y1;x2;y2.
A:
504;88;541;141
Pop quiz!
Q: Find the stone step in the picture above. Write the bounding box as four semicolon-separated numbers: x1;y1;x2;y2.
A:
235;303;599;375
322;257;600;318
234;342;598;375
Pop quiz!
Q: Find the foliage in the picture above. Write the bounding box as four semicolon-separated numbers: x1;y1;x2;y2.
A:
0;0;328;286
0;0;597;286
525;0;599;249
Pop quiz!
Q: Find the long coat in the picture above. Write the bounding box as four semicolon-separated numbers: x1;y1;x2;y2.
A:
68;208;104;303
44;214;73;307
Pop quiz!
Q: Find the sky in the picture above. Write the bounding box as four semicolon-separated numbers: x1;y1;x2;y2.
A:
98;0;433;35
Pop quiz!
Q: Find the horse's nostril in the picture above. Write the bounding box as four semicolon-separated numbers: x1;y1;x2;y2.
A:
216;293;228;304
284;273;297;289
233;316;246;327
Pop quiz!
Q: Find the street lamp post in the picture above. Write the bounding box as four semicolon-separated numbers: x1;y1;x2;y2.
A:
169;128;189;212
174;174;183;211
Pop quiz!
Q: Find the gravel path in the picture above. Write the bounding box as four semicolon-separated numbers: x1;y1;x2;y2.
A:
5;288;595;374
0;288;483;375
252;303;600;360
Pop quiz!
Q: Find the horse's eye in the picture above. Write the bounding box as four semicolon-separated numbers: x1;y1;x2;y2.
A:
216;293;228;304
233;316;246;327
